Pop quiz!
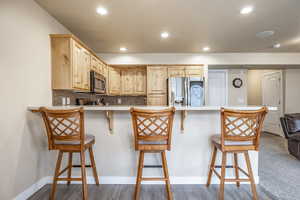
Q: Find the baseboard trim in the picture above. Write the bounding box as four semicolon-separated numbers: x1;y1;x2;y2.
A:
13;176;49;200
14;175;259;199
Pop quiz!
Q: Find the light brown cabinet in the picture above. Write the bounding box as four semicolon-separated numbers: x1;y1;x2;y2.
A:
121;69;135;94
135;69;147;95
185;66;204;77
109;67;147;95
147;66;168;94
51;34;106;91
167;66;204;77
108;67;121;95
147;94;167;105
147;66;168;105
168;67;185;77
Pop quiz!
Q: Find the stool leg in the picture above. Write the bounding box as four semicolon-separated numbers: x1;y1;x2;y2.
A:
206;146;217;187
161;151;172;200
233;153;240;187
50;151;63;200
219;152;227;200
89;147;100;185
67;152;73;185
135;151;144;200
244;151;258;200
80;150;88;200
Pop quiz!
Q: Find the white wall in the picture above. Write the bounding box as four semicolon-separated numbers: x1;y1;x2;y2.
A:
227;69;248;106
0;0;70;199
98;53;300;65
285;69;300;113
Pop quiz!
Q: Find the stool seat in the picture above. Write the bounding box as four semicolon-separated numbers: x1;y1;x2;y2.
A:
137;144;168;151
55;134;95;145
211;135;253;146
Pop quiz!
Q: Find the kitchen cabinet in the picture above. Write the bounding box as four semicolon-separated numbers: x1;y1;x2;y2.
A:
147;94;167;106
147;66;168;94
121;69;135;94
51;34;107;91
108;67;121;95
185;66;204;77
134;69;147;95
147;66;168;105
91;55;103;74
168;67;185;77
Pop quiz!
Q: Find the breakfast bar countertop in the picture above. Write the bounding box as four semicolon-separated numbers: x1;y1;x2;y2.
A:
27;105;277;111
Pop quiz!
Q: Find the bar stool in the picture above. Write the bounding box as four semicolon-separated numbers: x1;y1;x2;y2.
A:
40;107;99;200
130;107;175;200
206;107;268;200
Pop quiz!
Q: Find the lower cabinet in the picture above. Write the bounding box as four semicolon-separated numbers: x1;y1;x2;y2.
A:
147;94;167;106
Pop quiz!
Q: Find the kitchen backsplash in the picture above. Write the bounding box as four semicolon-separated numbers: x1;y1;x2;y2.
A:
52;90;147;106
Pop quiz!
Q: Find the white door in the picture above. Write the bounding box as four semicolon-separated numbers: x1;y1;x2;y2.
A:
262;71;283;136
208;70;228;106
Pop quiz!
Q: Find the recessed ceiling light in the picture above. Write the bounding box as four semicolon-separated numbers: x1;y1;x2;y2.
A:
161;32;169;38
203;46;210;52
240;6;253;15
97;7;108;15
273;43;281;48
120;47;127;51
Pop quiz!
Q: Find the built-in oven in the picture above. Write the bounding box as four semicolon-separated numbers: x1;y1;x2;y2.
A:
90;71;106;94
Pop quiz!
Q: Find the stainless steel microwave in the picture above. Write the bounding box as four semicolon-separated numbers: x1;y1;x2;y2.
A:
90;71;106;94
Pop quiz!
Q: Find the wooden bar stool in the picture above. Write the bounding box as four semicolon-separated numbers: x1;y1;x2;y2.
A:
130;107;175;200
206;107;268;200
40;107;99;200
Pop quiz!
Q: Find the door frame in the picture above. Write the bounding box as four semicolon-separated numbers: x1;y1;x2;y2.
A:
207;69;229;106
262;70;284;135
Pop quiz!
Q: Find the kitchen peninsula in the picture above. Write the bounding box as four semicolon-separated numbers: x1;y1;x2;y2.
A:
25;34;278;185
28;105;276;184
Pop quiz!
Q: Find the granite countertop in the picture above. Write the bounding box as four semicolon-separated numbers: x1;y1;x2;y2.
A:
27;105;277;111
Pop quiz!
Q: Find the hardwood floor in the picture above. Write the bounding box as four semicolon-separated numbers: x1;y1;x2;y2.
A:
28;184;276;200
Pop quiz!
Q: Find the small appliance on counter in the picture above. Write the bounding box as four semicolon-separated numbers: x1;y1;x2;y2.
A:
168;77;205;106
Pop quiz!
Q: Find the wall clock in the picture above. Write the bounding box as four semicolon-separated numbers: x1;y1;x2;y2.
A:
232;78;243;88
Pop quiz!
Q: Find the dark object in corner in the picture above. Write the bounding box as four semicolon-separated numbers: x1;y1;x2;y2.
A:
280;114;300;160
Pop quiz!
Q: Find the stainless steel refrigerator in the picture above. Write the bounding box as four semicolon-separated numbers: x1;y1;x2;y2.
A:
168;77;205;106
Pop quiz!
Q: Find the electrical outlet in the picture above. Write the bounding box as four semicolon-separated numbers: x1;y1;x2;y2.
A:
117;98;122;104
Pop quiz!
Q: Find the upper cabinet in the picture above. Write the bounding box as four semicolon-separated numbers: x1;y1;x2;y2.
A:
184;66;204;77
51;34;107;91
147;66;168;94
134;69;147;95
108;67;121;95
109;67;147;95
167;66;204;77
168;66;185;77
121;69;135;94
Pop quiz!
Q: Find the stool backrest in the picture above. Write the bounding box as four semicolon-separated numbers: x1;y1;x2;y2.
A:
130;107;175;151
221;107;268;150
40;107;85;150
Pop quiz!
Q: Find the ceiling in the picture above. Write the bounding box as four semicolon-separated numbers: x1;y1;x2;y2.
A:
36;0;300;53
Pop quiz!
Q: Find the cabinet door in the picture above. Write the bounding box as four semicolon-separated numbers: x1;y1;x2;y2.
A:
108;67;121;95
91;56;98;72
72;42;83;89
121;69;135;94
147;94;167;106
168;67;185;77
81;49;91;90
135;69;147;95
185;66;203;77
147;67;168;94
